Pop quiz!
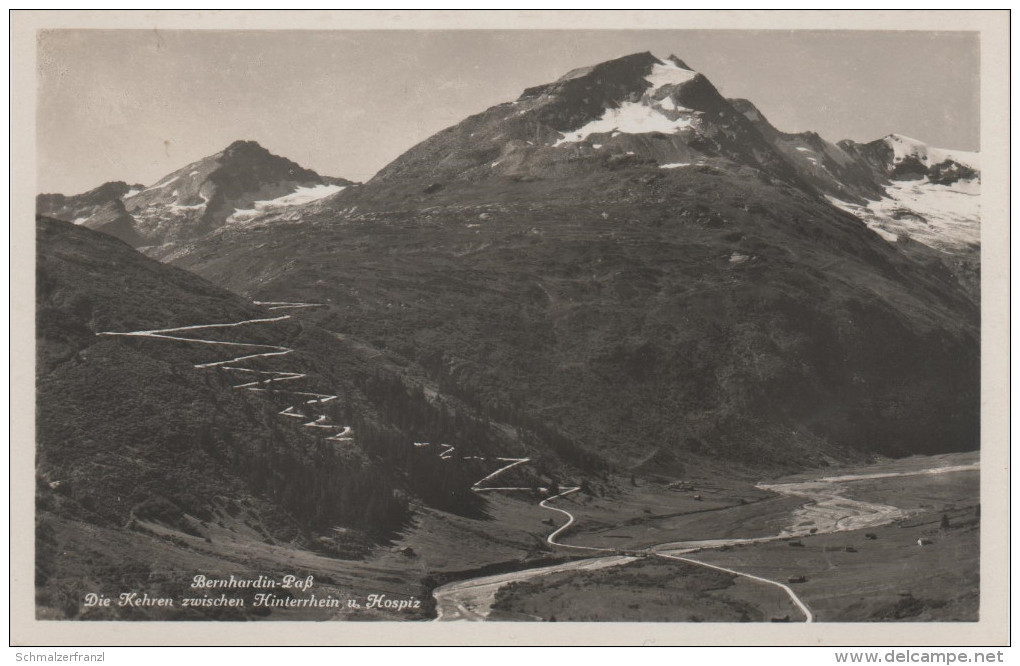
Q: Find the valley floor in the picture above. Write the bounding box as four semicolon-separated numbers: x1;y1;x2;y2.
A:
38;451;978;622
462;451;979;622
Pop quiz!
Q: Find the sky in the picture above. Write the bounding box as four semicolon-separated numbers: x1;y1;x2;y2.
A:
37;29;980;194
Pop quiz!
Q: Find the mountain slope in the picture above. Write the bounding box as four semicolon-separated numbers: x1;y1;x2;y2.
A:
37;216;534;619
728;98;888;203
826;135;980;302
723;99;981;301
174;165;980;468
37;214;404;537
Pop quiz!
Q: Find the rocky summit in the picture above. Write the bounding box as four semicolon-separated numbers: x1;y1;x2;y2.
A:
37;140;356;257
372;52;807;189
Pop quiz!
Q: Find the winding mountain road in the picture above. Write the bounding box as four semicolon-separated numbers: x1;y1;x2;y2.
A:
472;458;531;491
97;302;356;444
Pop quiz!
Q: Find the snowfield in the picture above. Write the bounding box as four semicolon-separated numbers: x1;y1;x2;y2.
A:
826;177;980;250
228;184;346;223
258;183;345;207
885;134;980;170
644;59;697;90
555;102;697;146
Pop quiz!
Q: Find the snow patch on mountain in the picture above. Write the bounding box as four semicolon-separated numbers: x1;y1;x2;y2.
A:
261;183;345;207
644;59;697;91
871;226;900;243
827;177;979;251
228;184;345;223
550;56;701;147
555;102;697;146
885;134;980;170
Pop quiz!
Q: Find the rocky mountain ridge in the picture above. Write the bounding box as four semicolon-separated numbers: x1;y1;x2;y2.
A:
39;54;979;270
37;140;356;254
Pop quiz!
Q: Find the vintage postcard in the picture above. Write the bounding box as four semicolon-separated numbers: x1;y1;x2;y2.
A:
10;10;1010;647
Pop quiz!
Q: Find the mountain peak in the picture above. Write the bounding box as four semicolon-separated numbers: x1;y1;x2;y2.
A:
225;139;263;150
550;52;696;87
614;51;659;66
601;51;694;71
880;133;980;171
221;139;272;158
373;50;805;185
665;54;693;70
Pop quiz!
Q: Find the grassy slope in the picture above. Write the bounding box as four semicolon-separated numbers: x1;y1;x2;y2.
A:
492;557;793;622
35;217;489;619
38;216;307;534
41;215;657;621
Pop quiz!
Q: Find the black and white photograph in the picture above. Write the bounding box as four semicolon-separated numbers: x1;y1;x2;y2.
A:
11;10;1009;648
